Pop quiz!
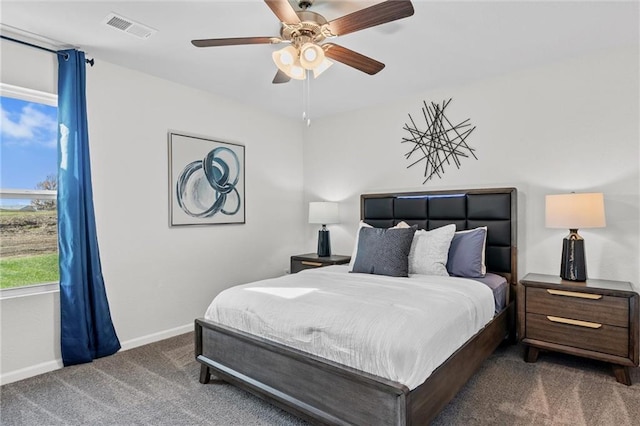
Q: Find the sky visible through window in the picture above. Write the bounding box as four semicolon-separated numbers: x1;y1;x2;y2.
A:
0;96;57;206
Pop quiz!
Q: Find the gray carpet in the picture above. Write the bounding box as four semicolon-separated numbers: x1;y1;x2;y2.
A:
1;332;639;425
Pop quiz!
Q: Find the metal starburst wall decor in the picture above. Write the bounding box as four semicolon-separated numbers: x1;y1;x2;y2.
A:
402;98;477;184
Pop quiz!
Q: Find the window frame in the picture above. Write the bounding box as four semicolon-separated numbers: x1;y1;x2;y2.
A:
0;83;59;299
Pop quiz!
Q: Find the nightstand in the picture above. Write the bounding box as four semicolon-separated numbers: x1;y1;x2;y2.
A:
518;273;639;385
290;253;351;274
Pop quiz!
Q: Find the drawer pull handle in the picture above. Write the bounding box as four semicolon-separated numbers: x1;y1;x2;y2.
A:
546;315;602;329
547;289;602;300
301;261;323;267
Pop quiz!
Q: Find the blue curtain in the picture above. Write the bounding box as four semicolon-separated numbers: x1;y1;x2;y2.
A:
57;49;120;366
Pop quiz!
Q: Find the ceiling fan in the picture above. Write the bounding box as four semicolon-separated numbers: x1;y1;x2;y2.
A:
191;0;415;84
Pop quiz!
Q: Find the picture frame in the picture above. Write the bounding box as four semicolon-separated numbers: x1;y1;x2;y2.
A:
168;131;245;226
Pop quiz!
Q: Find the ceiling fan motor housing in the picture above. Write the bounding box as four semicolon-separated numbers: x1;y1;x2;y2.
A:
281;10;331;47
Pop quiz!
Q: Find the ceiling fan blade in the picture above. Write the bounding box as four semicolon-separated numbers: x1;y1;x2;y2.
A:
272;69;291;84
191;37;280;47
264;0;301;24
323;43;385;75
327;0;414;36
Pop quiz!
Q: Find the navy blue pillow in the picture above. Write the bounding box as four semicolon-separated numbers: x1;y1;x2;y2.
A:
446;227;487;278
351;226;417;277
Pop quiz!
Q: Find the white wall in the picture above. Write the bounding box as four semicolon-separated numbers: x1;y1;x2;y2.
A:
1;41;306;382
87;61;305;342
0;39;57;94
303;46;640;292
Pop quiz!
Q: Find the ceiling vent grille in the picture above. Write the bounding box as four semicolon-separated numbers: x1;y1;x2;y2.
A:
102;13;157;39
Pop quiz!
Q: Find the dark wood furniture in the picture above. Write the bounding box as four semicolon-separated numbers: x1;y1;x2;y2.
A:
290;253;351;274
196;187;517;425
518;273;639;385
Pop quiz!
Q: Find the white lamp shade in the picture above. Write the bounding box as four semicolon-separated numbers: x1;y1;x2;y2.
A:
312;58;333;78
309;202;339;225
289;63;305;80
299;43;325;70
545;192;606;229
272;46;306;80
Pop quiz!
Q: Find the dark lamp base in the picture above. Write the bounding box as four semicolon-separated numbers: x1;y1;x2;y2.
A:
317;228;331;257
560;231;586;281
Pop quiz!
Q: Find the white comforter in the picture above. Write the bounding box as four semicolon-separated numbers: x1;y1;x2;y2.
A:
204;265;495;390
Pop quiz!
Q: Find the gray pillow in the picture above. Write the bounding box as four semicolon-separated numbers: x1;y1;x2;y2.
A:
351;226;417;277
408;224;456;276
446;227;487;278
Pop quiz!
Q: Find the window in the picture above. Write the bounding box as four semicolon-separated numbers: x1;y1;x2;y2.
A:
1;83;59;293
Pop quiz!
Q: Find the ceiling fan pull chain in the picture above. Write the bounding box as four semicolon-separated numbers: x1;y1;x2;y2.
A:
303;70;311;126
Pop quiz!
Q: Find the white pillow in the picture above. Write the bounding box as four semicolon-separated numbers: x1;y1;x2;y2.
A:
349;221;409;270
408;224;456;276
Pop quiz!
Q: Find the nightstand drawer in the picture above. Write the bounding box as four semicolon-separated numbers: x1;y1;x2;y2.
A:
291;260;324;273
526;313;629;357
526;287;629;327
290;254;351;274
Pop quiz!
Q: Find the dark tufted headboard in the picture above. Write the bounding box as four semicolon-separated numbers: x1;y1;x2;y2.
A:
361;187;517;285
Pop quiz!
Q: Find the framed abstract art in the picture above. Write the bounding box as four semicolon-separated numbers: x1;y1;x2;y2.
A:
168;131;245;226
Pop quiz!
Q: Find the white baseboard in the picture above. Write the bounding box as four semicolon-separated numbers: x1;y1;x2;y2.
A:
119;323;193;351
0;359;64;386
0;323;193;386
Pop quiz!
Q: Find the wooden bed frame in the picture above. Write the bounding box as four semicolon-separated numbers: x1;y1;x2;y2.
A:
196;187;517;425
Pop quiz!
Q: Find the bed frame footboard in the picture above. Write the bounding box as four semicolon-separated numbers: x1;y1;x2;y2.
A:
195;303;511;426
195;318;409;425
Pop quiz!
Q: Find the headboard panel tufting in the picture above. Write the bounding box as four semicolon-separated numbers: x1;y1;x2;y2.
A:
361;188;517;285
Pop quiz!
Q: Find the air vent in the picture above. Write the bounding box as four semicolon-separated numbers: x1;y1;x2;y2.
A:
102;13;157;40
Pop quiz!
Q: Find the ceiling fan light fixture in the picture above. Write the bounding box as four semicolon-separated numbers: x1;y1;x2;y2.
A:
273;46;306;80
280;45;297;65
299;42;324;70
303;48;316;62
289;63;306;80
312;58;333;78
272;45;297;71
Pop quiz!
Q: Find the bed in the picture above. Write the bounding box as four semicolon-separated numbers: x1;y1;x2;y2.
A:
195;187;517;425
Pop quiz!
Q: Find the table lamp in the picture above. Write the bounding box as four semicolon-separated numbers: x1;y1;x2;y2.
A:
545;192;606;281
309;201;339;257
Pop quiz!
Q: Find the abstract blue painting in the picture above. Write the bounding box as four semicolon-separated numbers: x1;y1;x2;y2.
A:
168;131;245;226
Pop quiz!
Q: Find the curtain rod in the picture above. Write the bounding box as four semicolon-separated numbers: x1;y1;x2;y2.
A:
1;35;94;66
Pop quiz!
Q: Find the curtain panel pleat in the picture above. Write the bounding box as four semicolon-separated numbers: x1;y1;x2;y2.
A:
57;49;120;366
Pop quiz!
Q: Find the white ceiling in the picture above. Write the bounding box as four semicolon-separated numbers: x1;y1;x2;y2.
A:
1;1;638;120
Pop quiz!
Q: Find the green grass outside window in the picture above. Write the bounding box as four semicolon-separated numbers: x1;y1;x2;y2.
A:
0;254;59;289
